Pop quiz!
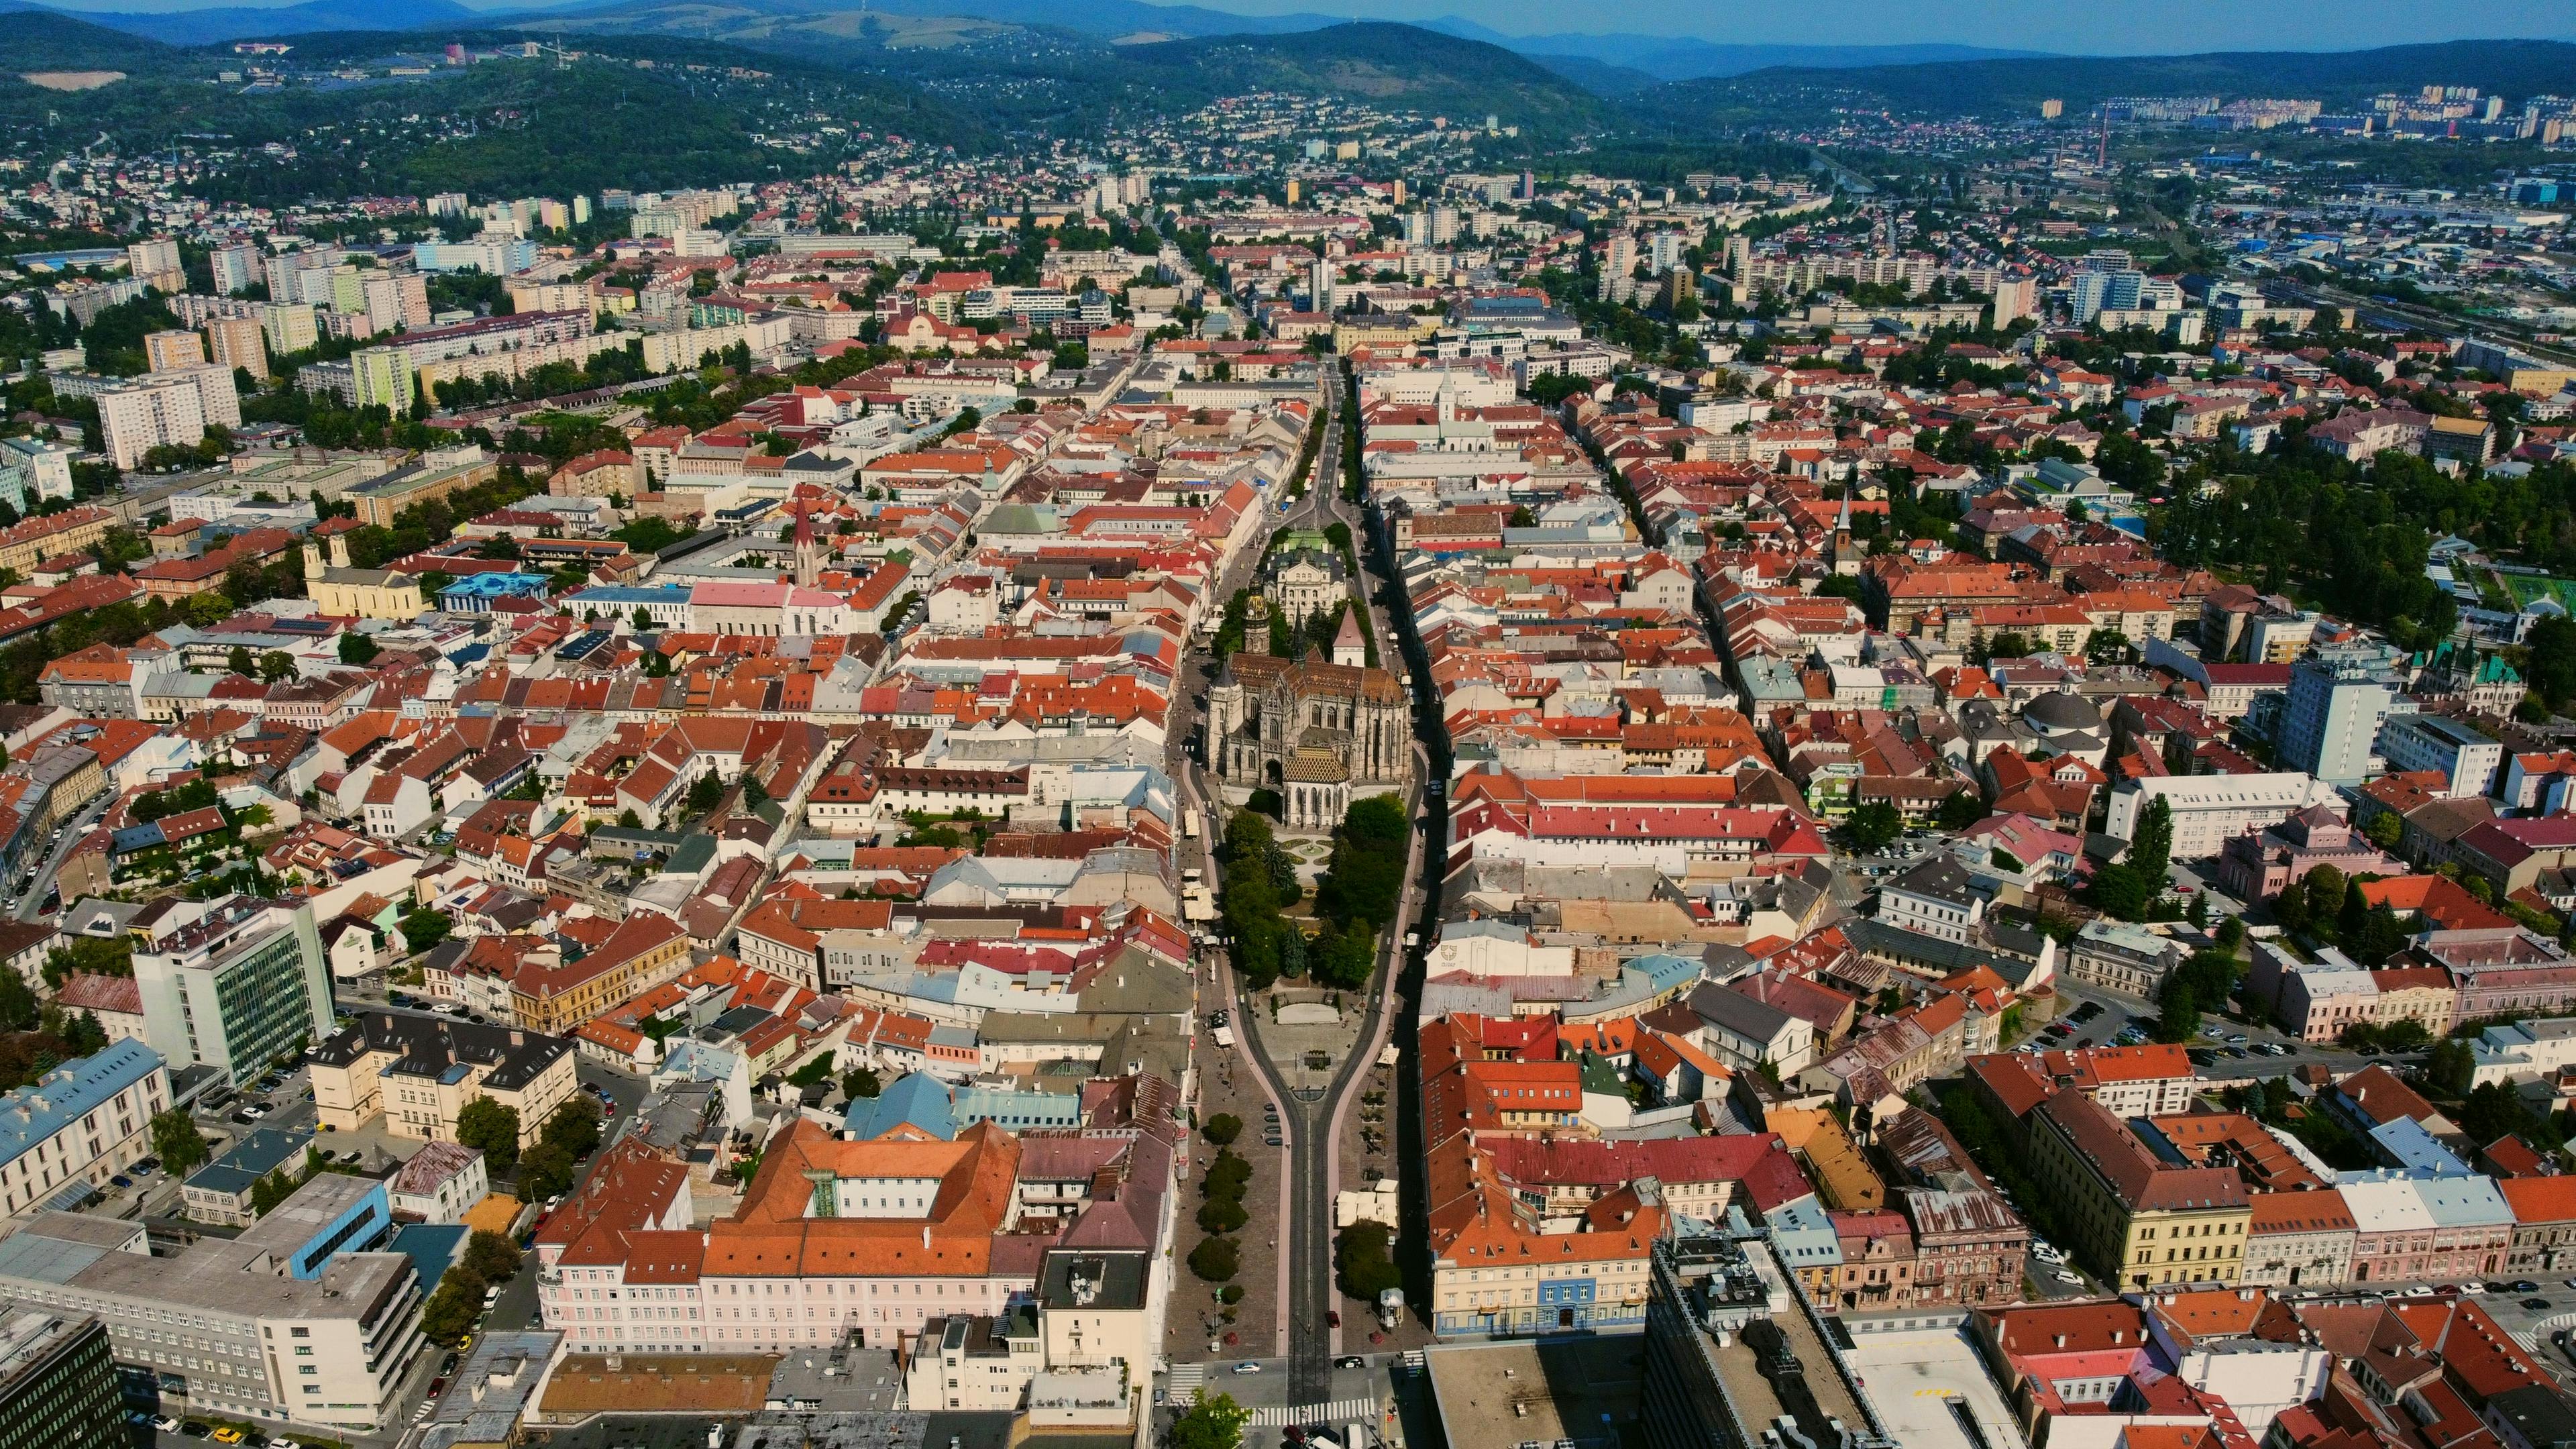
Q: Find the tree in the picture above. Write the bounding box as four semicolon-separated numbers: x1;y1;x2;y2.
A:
2087;862;2154;922
150;1108;210;1175
1197;1198;1248;1234
2153;972;2202;1043
339;632;380;665
2427;1037;2477;1098
1844;800;1902;853
226;645;255;676
398;906;452;955
462;1229;522;1283
517;1140;578;1201
541;1095;603;1159
0;970;36;1032
2271;883;2311;935
686;771;724;815
842;1067;881;1100
1202;1113;1242;1146
1187;1236;1240;1281
420;1269;485;1347
1937;790;1988;831
2129;796;2174;888
455;1097;521;1175
2379;1018;2434;1053
1170;1396;1253;1449
1335;1220;1401;1301
2365;811;2403;851
258;651;297;684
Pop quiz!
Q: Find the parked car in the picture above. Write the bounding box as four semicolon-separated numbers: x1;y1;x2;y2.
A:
154;1418;181;1434
2528;1298;2556;1311
180;1423;212;1439
2461;1281;2488;1294
1234;1362;1263;1375
1335;1356;1366;1369
213;1428;246;1444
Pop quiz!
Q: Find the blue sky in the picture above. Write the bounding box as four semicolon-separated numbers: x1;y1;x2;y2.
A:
1203;0;2576;52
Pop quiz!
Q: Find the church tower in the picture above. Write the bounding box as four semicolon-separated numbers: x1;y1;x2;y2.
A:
792;501;823;589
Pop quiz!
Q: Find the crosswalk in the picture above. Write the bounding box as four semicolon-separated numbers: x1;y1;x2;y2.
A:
1250;1397;1382;1427
1166;1362;1206;1405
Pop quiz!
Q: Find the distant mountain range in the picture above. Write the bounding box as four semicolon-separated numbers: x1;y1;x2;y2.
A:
25;0;472;44
1652;36;2576;117
0;0;2058;69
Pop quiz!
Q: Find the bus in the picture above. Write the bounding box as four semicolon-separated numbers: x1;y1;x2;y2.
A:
1183;811;1201;842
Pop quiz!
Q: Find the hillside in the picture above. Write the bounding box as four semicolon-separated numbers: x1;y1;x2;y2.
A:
1112;22;1611;136
0;6;184;70
539;0;1054;57
38;0;476;44
0;23;987;199
1642;38;2576;123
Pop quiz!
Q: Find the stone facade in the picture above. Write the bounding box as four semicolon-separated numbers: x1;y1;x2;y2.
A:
1205;644;1407;830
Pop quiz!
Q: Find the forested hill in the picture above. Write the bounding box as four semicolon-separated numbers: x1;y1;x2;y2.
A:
0;20;986;201
1108;23;1612;137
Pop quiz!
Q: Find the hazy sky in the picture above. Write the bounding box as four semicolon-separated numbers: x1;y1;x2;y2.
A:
1202;0;2576;50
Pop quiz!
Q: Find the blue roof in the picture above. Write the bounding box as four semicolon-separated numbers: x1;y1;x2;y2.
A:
1629;954;1701;993
108;823;165;854
184;1125;315;1196
390;1222;470;1291
0;1040;163;1173
953;1085;1080;1132
570;584;690;605
442;572;551;600
841;1072;957;1141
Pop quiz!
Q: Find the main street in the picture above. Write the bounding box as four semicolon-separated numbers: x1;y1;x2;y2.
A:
1164;364;1437;1416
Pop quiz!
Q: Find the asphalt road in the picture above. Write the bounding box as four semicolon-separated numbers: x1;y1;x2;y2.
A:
1169;370;1414;1408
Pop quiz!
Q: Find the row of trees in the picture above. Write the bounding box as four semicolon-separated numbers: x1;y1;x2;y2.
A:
1186;1144;1251;1295
421;1230;529;1347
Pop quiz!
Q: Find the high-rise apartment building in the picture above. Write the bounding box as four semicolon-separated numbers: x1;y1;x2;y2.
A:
125;237;182;292
262;302;319;359
95;376;206;470
350;347;415;414
207;316;269;380
2280;644;2402;788
210;243;262;297
142;329;205;372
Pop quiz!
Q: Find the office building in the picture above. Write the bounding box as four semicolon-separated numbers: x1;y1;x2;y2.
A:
142;329;205;372
208;316;269;380
309;1012;576;1150
131;898;335;1086
95;376;205;470
0;1175;423;1430
0;1040;168;1220
2280;645;2402;788
0;1304;126;1449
